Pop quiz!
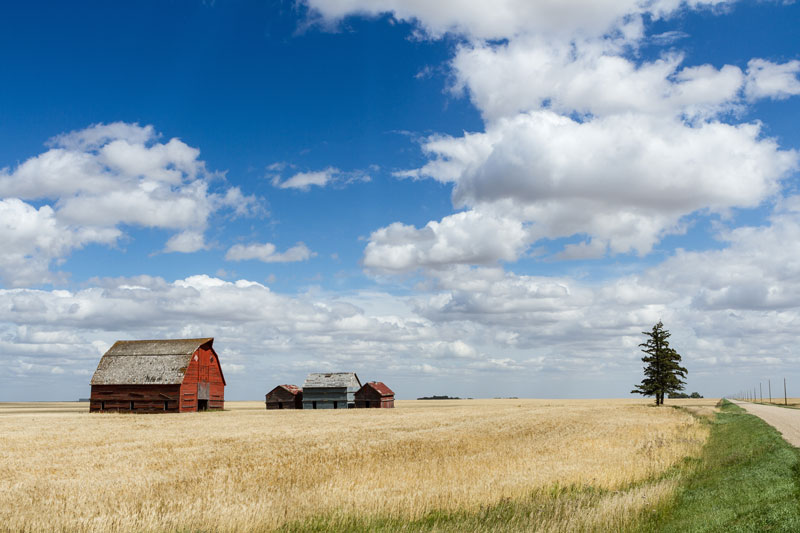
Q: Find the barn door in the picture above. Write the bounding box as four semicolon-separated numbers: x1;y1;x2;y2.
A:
197;349;210;407
198;382;210;400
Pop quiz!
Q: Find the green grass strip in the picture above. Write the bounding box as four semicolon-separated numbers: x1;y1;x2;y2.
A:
647;400;800;532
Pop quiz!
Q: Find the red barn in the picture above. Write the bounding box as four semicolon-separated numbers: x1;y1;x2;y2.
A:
89;338;225;413
355;381;395;408
265;384;303;409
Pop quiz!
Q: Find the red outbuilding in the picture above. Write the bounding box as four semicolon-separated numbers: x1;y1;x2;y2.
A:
354;381;395;408
265;384;303;409
89;338;225;413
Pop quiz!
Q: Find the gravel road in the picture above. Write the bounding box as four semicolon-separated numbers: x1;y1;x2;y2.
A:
731;400;800;447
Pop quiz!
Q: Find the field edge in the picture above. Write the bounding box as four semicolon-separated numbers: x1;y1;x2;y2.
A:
641;399;800;532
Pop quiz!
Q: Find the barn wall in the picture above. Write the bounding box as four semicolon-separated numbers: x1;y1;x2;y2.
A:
180;345;225;412
90;385;181;413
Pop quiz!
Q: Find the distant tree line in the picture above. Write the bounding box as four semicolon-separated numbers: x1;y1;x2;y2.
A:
417;395;463;400
668;392;703;399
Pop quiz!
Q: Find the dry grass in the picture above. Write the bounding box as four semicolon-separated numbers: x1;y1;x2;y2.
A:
0;399;712;532
663;398;720;420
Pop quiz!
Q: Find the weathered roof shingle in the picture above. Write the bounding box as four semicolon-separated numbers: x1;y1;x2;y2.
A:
90;338;213;385
270;384;302;396
303;372;361;389
362;381;394;397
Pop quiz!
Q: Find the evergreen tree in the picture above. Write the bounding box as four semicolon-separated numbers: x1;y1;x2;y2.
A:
631;321;687;405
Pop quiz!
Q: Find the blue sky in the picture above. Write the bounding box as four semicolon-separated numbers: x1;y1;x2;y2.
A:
1;0;799;401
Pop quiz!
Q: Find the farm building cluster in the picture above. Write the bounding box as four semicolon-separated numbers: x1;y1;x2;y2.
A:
266;372;395;409
88;338;394;413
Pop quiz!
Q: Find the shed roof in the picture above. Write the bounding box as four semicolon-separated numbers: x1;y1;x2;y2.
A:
303;372;361;389
362;381;394;397
90;338;213;385
270;384;302;396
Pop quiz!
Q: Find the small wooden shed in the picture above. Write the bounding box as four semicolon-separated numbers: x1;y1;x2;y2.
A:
265;384;303;409
89;338;225;413
302;372;361;409
355;381;395;408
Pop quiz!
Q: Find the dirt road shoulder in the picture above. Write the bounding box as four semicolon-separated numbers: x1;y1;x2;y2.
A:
731;400;800;447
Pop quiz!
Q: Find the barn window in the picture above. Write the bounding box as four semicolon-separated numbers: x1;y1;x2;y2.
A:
210;355;214;363
278;402;283;409
130;401;134;410
164;401;169;411
333;401;338;409
101;401;105;410
365;400;370;408
312;401;317;409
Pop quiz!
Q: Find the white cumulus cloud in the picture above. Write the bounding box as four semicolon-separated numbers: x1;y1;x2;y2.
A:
339;0;800;271
225;242;316;263
363;211;529;273
0;122;261;286
270;166;371;191
273;168;337;190
305;0;737;41
399;111;796;257
745;59;800;101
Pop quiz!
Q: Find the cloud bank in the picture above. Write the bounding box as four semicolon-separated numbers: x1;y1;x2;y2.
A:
7;201;800;396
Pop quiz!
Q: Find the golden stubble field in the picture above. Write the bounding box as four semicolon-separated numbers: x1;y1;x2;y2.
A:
0;398;716;532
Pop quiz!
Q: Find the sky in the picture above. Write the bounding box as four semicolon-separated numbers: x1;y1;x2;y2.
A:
1;0;799;401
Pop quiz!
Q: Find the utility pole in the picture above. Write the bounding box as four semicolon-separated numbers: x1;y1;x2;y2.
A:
785;377;788;406
760;382;763;403
769;380;772;404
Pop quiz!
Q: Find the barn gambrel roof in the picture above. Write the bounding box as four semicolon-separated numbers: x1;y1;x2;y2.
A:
303;372;361;390
90;338;214;385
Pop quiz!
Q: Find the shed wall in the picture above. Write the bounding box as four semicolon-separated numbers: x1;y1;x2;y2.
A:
266;387;303;409
355;387;395;408
302;387;351;409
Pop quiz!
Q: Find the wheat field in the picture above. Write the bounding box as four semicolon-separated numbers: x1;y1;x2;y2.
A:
0;399;714;532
